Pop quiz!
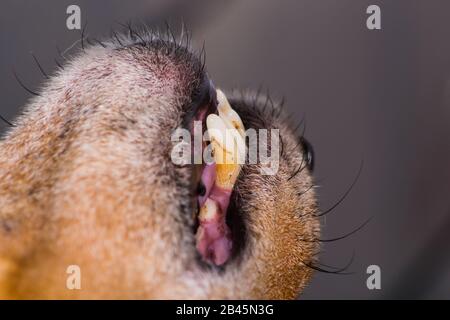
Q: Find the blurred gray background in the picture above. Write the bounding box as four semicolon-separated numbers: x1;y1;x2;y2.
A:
1;0;449;299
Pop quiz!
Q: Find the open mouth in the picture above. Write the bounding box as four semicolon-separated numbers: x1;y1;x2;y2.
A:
185;78;246;267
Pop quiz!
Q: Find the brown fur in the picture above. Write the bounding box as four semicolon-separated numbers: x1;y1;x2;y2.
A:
0;33;319;299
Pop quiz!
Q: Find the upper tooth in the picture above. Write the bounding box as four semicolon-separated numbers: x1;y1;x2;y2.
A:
204;89;247;190
206;114;245;164
216;89;245;138
196;90;246;265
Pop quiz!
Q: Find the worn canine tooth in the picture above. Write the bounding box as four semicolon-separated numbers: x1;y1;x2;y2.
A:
206;91;246;190
206;115;241;190
206;114;245;164
216;90;246;161
216;89;245;138
211;143;241;190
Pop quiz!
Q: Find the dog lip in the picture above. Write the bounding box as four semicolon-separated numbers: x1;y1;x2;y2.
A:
184;75;218;231
198;79;218;122
208;80;218;111
181;77;218;159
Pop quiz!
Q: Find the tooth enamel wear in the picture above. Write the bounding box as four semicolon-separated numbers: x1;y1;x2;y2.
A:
195;90;246;266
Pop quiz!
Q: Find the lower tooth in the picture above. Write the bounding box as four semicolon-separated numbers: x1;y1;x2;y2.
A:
199;198;217;220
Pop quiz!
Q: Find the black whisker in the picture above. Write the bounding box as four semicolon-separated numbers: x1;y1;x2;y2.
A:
252;85;263;108
262;89;270;113
92;38;106;48
300;117;307;137
300;248;355;275
165;20;176;44
279;134;284;158
317;217;372;243
317;251;355;272
276;96;285;118
317;159;364;217
268;95;276;117
80;20;88;50
287;133;308;181
0;115;14;126
126;20;135;39
287;154;306;181
30;52;49;79
115;21;128;35
302;261;354;275
12;68;40;96
133;26;147;45
184;29;191;49
292;115;305;134
111;29;124;46
86;37;94;46
178;19;185;47
56;45;64;60
199;40;207;72
297;183;315;198
54;58;63;69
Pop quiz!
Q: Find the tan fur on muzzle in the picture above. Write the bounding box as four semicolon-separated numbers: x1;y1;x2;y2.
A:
0;29;319;299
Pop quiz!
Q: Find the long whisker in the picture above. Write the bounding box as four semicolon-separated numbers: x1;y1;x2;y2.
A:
54;58;63;69
0;115;14;126
302;260;354;275
288;156;306;181
317;159;364;217
31;53;49;79
12;68;40;96
318;217;372;243
317;251;355;271
80;20;88;50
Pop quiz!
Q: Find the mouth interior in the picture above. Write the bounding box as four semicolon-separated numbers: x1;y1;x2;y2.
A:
190;86;241;267
196;163;233;266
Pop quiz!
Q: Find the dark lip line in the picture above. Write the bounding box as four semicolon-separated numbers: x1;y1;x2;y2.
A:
184;75;218;132
184;73;218;202
177;72;217;194
182;73;218;236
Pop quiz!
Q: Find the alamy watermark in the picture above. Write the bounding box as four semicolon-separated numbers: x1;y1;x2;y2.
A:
366;264;381;290
66;264;81;290
66;5;81;30
170;121;280;176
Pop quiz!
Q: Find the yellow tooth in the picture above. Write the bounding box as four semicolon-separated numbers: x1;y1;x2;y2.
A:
207;114;233;159
212;141;241;189
206;114;245;163
205;90;246;190
199;198;217;220
216;89;246;163
216;89;245;138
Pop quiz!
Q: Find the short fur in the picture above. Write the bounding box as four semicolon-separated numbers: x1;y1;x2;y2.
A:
0;30;319;299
